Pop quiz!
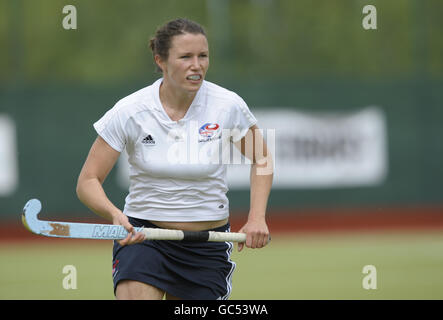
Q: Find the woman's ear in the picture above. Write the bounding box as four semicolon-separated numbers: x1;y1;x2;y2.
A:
154;54;164;73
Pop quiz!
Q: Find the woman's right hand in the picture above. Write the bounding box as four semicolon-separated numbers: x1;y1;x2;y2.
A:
112;212;145;246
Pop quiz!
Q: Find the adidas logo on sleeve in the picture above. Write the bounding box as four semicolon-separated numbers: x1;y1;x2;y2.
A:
142;135;156;145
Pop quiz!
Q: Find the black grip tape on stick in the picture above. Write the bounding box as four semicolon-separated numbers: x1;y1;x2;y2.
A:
182;231;210;242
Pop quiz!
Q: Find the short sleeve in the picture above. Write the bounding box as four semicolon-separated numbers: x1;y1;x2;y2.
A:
93;105;127;153
230;94;258;142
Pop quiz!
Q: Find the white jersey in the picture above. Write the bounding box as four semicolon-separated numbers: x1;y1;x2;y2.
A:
94;78;257;222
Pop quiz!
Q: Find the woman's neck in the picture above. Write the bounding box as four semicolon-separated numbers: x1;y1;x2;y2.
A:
159;80;196;120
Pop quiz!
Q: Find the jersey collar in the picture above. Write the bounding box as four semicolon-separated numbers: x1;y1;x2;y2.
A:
152;78;205;124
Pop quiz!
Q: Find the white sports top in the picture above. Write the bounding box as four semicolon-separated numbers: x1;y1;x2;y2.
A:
94;78;257;222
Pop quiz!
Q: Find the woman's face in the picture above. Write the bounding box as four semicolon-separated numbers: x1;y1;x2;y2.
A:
156;32;209;94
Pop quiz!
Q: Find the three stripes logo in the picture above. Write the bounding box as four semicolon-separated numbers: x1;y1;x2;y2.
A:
142;134;156;145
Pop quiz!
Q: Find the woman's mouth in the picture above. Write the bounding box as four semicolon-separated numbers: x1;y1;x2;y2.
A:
186;74;202;81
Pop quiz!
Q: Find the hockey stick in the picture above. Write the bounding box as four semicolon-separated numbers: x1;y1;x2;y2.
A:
21;199;248;242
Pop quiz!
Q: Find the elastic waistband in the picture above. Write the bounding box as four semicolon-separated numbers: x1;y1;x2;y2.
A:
127;216;230;232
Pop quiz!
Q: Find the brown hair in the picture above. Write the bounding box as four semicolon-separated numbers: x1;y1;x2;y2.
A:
149;18;207;72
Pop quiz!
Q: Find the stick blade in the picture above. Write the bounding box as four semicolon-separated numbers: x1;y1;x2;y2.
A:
22;198;43;235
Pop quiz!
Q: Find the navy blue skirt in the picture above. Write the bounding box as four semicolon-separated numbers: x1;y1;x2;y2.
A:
112;217;236;300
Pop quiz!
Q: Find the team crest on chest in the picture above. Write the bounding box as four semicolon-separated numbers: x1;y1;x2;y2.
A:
198;123;221;142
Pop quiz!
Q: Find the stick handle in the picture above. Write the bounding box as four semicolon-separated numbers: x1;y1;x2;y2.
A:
138;227;247;242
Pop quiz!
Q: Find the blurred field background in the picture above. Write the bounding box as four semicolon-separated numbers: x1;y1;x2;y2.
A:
1;0;443;300
2;230;443;300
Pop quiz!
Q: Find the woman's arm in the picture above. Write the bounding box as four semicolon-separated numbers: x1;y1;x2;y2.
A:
234;124;273;252
76;136;144;245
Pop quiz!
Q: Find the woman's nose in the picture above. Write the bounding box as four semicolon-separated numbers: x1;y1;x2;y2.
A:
190;56;200;69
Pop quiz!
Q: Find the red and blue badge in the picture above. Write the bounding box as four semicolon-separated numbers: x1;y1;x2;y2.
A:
199;123;220;139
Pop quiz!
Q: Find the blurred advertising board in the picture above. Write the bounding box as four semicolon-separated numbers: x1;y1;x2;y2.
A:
227;107;388;189
0;114;18;196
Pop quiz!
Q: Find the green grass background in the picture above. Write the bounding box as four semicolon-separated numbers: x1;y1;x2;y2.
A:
1;230;443;300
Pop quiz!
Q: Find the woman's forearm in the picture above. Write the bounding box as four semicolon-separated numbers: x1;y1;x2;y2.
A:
76;136;123;222
76;177;122;222
248;161;273;220
237;161;273;252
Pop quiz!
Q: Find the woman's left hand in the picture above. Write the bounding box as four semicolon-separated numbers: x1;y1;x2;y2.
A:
237;216;270;252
